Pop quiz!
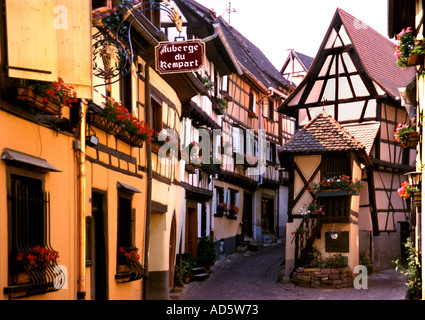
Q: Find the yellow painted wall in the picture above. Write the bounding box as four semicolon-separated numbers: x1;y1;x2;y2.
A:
0;110;77;300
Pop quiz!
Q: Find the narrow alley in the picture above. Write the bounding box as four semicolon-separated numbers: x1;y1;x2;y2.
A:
180;241;409;300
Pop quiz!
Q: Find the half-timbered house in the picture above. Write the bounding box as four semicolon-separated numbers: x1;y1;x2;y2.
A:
281;50;314;86
175;0;294;257
89;0;207;300
278;8;416;276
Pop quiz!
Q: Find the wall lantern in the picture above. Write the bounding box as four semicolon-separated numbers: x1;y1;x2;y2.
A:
86;135;99;147
405;171;422;187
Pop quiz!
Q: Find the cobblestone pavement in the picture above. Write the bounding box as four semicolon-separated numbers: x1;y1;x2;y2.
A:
180;240;409;300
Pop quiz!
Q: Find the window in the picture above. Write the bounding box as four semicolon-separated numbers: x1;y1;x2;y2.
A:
232;126;244;155
6;168;64;295
117;193;134;249
249;91;256;112
115;184;143;282
268;100;274;121
222;76;229;93
120;71;132;113
152;98;163;134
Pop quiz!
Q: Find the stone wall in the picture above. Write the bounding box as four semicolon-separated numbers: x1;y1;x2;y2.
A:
291;267;353;288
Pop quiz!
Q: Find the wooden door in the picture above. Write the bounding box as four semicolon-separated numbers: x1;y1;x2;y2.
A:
185;205;198;258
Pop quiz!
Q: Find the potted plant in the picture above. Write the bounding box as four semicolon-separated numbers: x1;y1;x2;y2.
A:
16;245;59;272
197;236;216;271
394;237;422;300
397;181;420;207
309;175;363;197
394;123;417;148
291;227;312;239
216;202;228;217
226;204;239;220
243;153;259;168
117;246;141;273
16;77;78;115
328;227;342;240
212;97;228;115
299;200;325;220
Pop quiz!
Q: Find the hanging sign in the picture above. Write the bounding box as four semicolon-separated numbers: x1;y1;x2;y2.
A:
155;39;205;74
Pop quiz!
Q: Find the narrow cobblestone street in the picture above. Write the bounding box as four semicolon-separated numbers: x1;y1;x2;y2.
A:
180;241;409;300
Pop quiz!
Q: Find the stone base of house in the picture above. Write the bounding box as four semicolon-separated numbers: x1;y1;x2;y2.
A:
291;267;353;288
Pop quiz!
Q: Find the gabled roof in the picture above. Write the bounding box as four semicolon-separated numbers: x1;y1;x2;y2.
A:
280;50;314;74
279;112;372;165
216;16;293;91
173;0;293;93
279;8;416;112
337;8;415;100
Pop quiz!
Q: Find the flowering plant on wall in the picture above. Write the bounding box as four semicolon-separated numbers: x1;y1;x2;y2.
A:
394;123;415;148
227;204;239;217
397;181;420;200
308;175;363;195
31;77;78;108
300;200;325;219
99;96;153;142
17;246;59;271
118;247;140;266
394;27;416;68
291;227;313;239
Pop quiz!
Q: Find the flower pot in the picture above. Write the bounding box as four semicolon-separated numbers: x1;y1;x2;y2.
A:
412;192;421;207
16;86;36;103
407;52;424;66
215;208;224;217
406;132;420;148
330;233;339;240
12;271;31;285
226;214;238;220
152;142;162;153
42;100;60;115
88;113;121;135
185;164;197;174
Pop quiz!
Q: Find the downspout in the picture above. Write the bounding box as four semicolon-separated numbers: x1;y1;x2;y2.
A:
143;60;154;300
77;101;87;300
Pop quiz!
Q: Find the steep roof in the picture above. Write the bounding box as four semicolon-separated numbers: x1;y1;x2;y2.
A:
342;122;380;156
279;112;370;165
216;15;293;91
279;8;416;112
173;0;292;92
280;50;314;74
337;8;415;99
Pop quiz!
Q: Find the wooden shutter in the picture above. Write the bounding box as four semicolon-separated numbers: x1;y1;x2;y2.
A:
5;0;92;98
6;0;58;81
56;0;93;99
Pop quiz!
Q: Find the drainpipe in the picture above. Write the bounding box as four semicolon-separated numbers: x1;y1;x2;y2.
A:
77;101;87;300
143;60;153;300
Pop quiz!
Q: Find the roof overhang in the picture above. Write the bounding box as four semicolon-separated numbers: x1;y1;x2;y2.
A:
1;148;62;173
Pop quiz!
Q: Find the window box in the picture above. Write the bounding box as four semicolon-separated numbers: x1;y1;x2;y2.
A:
248;109;257;118
16;86;60;115
406;131;420;148
202;163;222;175
185;163;198;174
318;189;360;197
88;112;121;135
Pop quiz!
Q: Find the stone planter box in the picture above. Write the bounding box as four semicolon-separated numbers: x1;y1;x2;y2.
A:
291;266;353;289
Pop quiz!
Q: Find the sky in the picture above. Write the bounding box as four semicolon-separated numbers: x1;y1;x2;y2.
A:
193;0;390;69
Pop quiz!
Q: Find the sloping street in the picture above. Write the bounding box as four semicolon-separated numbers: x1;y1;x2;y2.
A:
180;241;408;300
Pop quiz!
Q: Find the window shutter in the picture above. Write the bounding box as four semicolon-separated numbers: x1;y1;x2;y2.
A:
235;192;240;208
6;0;58;81
56;0;93;99
5;0;93;98
266;141;271;161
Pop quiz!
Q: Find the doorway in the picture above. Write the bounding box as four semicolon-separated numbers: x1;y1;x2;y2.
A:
261;197;274;234
242;192;253;238
185;204;198;258
91;192;108;300
169;214;177;289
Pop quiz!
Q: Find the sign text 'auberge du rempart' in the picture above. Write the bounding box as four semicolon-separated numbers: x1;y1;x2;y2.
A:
155;39;205;74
